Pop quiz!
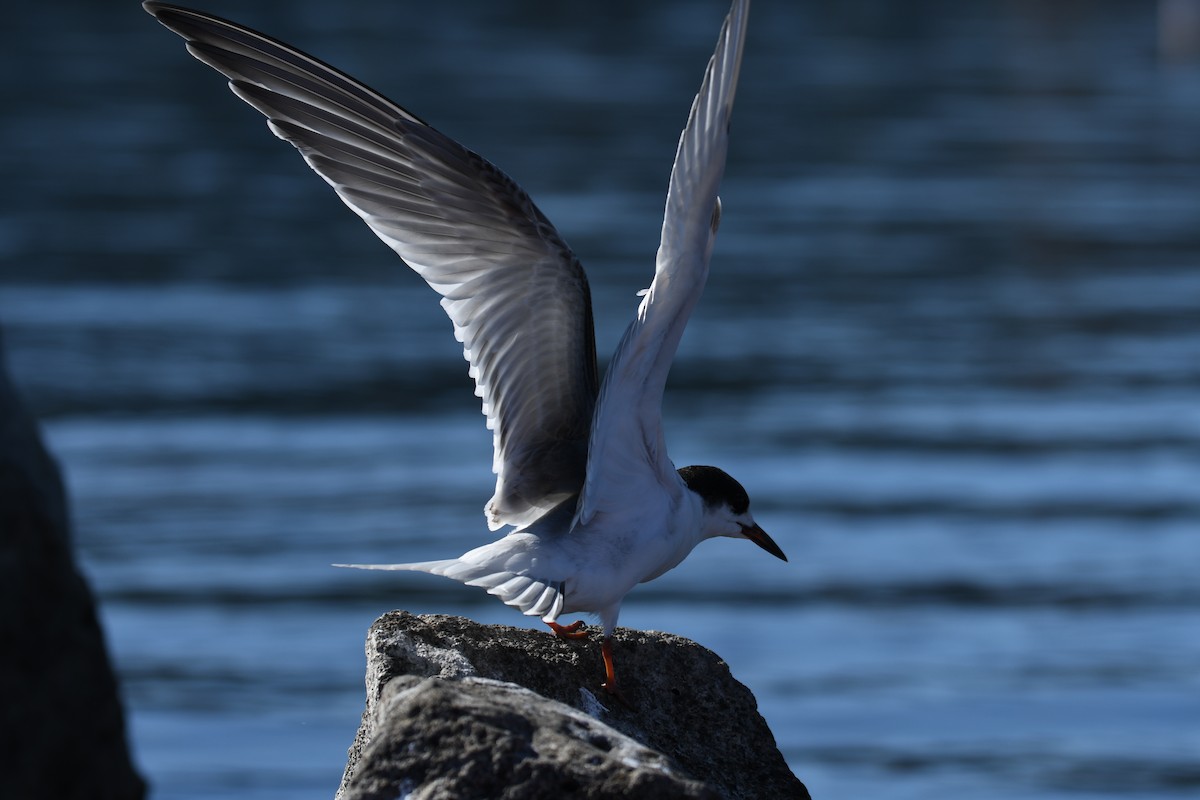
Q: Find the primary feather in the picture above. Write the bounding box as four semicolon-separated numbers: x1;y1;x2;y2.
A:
144;1;599;530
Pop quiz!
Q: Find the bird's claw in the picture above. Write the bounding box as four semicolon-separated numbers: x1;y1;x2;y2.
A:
547;620;590;640
549;627;632;707
598;636;634;708
601;680;634;709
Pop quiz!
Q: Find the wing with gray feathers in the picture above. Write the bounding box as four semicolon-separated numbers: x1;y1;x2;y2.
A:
144;2;599;530
576;0;748;527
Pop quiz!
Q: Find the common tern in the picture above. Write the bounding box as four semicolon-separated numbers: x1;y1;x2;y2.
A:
145;0;785;701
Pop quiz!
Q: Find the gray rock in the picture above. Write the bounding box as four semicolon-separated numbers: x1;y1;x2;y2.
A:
0;328;146;800
343;676;719;800
338;611;810;800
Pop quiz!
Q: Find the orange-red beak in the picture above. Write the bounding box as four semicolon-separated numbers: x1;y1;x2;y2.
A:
741;523;787;561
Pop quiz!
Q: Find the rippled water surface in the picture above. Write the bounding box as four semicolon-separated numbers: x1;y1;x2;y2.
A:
3;1;1200;798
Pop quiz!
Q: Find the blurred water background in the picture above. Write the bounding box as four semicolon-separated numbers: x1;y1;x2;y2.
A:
3;1;1200;797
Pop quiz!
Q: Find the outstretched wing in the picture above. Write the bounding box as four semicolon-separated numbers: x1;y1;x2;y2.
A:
575;0;748;527
145;2;599;530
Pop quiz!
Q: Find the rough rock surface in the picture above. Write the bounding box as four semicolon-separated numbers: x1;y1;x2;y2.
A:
338;611;809;800
0;329;146;800
343;675;720;800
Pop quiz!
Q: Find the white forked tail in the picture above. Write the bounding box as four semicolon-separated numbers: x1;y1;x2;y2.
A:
334;560;565;621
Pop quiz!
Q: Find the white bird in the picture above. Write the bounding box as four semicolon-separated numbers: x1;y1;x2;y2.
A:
145;0;785;702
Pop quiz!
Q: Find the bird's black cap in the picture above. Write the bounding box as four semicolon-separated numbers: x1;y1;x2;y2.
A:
678;465;750;515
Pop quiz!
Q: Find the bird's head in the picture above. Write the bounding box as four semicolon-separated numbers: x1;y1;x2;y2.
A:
678;465;787;561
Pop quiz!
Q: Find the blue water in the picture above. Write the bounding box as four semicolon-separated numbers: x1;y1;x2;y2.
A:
4;1;1200;798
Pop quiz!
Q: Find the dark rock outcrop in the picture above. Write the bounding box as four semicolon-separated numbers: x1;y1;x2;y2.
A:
0;329;146;800
338;611;809;800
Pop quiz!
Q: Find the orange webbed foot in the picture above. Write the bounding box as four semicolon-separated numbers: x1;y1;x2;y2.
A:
547;620;590;640
601;679;634;709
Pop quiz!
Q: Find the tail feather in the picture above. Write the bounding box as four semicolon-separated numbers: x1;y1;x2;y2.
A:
334;560;564;622
334;559;460;574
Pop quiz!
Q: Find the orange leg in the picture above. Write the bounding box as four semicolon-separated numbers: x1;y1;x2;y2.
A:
546;620;589;640
601;636;632;707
